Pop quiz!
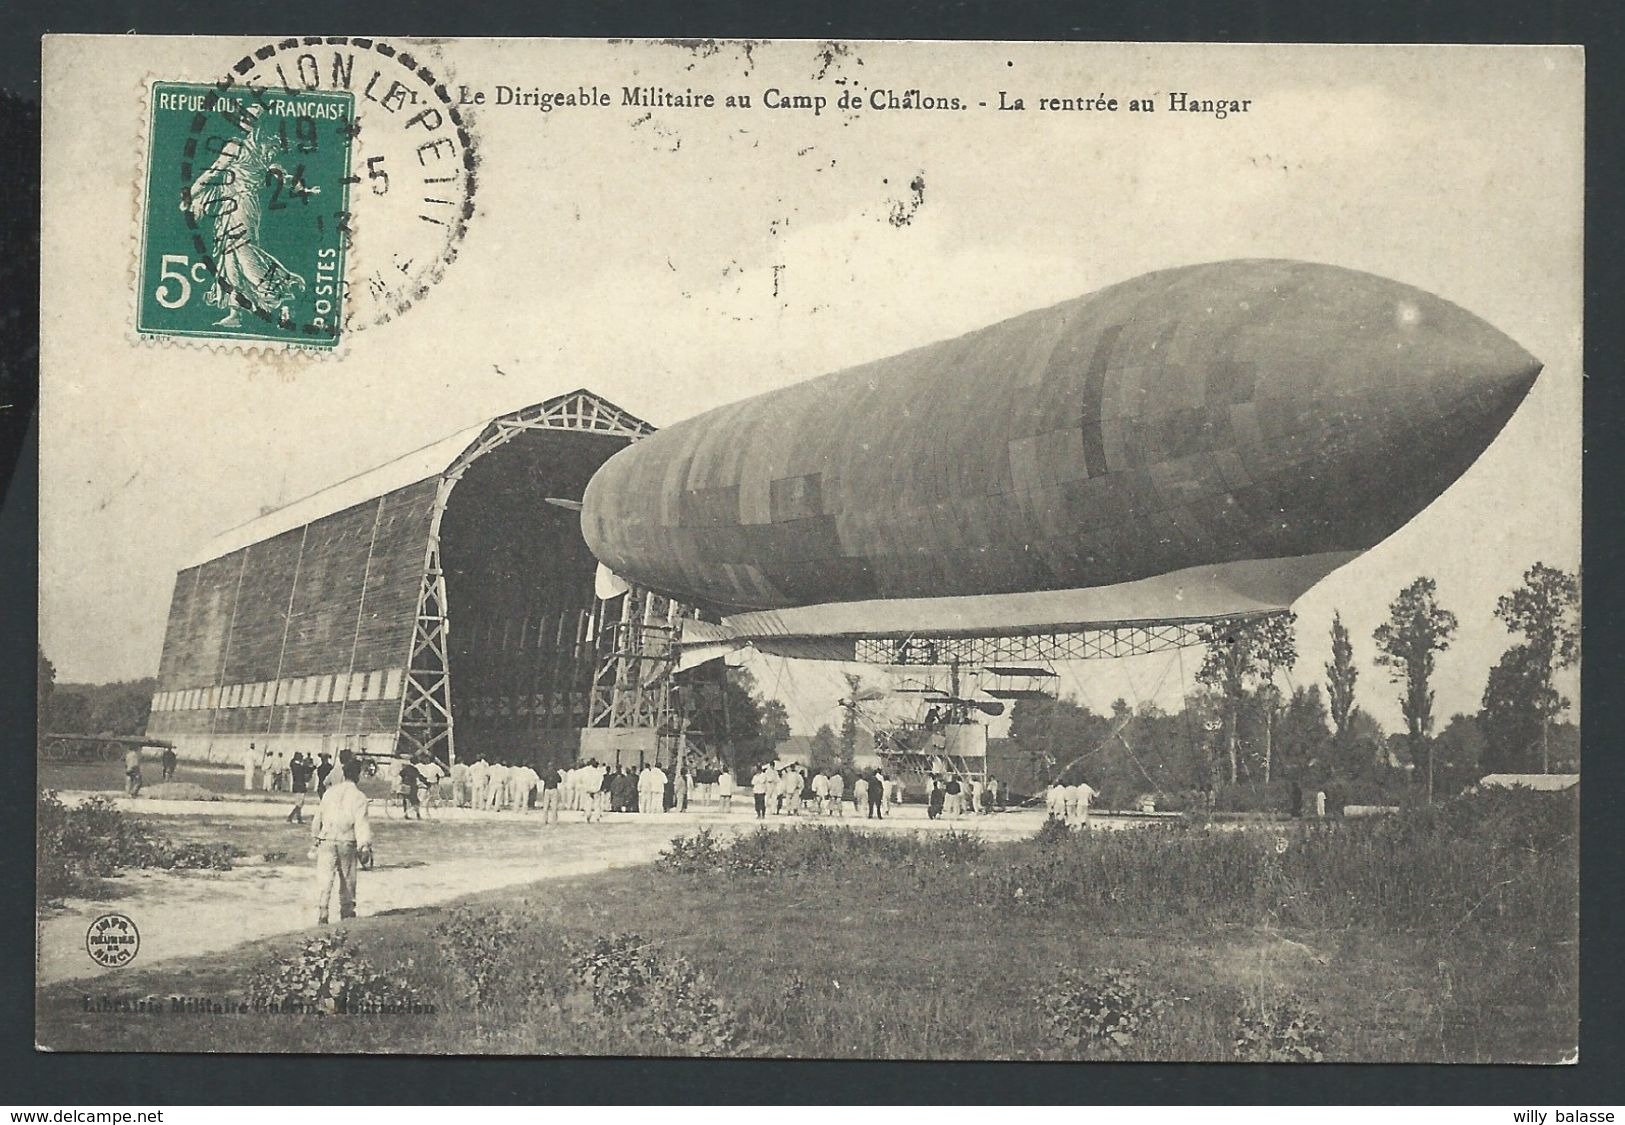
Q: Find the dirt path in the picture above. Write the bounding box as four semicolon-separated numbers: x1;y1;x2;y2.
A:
38;819;688;985
39;801;1085;985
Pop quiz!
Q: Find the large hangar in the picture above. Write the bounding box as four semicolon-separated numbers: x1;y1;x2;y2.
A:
145;390;654;767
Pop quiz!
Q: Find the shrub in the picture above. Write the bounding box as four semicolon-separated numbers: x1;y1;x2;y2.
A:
656;826;728;874
1032;817;1074;847
244;931;429;1015
566;932;742;1055
1039;966;1166;1059
660;824;986;878
128;838;240;870
1232;995;1328;1061
977;789;1577;942
431;907;529;1009
933;829;986;862
37;790;240;901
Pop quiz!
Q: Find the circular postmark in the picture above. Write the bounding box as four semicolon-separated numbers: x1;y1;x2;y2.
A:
85;912;141;969
172;37;476;344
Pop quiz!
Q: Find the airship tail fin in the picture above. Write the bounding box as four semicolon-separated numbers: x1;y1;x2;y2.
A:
594;562;631;601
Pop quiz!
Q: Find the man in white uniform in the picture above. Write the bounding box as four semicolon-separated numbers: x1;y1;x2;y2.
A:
1073;779;1100;825
581;759;607;821
487;762;512;811
639;763;666;814
562;760;581;812
310;758;374;925
510;764;536;812
417;756;445;816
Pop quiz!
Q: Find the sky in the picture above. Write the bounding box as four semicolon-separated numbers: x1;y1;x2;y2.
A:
39;39;1582;735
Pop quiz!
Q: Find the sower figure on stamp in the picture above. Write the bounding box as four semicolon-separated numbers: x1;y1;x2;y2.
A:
182;101;314;328
310;757;373;925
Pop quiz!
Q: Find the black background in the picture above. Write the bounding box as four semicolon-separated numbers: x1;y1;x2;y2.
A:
1;0;1620;1106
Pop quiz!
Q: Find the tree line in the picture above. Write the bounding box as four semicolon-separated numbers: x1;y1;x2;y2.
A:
37;648;158;739
1003;561;1578;808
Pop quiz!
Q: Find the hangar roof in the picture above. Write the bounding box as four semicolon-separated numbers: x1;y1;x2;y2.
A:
181;389;653;570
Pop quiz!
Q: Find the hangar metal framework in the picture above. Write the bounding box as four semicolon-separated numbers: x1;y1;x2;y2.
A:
399;394;657;763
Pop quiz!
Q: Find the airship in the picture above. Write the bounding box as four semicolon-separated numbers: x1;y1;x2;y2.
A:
580;259;1541;660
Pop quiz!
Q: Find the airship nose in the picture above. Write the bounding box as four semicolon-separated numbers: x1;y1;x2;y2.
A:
1375;289;1541;479
1238;276;1542;549
1390;290;1541;421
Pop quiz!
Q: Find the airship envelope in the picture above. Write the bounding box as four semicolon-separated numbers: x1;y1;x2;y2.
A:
581;259;1541;660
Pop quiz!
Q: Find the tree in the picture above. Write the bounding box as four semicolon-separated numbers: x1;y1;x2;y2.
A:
1434;712;1486;795
1325;611;1358;747
1478;643;1555;774
809;724;838;772
1493;562;1580;772
1341;707;1387;781
1196;612;1298;784
718;666;785;769
93;680;156;736
48;691;92;734
1275;684;1333;781
837;672;865;771
1009;694;1111;784
1373;577;1457;802
758;699;791;746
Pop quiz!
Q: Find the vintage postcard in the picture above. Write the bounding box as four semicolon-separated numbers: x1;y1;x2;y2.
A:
37;37;1581;1060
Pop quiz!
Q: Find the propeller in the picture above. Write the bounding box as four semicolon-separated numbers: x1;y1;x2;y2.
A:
544;497;584;511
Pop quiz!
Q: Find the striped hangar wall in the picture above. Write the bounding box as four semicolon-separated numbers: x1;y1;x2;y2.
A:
147;481;438;765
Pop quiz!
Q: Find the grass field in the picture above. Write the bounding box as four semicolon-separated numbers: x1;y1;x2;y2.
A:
36;789;1577;1061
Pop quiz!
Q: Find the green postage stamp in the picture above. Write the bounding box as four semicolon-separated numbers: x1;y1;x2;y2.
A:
138;81;356;348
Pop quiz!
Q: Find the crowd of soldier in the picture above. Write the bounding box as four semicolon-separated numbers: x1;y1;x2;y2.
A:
378;757;745;823
239;742;1016;828
1043;778;1102;825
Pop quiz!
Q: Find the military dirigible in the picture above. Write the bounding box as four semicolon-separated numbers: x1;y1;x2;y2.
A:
581;259;1541;660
